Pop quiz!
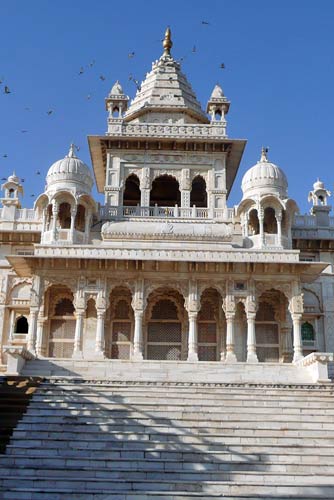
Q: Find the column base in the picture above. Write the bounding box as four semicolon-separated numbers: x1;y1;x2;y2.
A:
72;350;84;360
93;350;106;360
132;350;144;361
246;351;258;363
225;351;237;363
293;352;304;363
187;352;198;362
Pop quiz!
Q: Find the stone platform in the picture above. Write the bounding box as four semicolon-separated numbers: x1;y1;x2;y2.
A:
16;356;332;385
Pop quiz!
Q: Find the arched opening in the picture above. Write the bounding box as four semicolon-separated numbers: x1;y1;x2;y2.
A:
146;289;185;360
123;174;141;206
150;175;181;207
190;176;207;208
14;316;29;334
263;207;277;234
197;288;222;361
58;202;71;229
214;109;222;121
106;287;133;360
112;106;119;118
8;188;15;198
75;204;86;231
248;209;259;235
48;288;75;358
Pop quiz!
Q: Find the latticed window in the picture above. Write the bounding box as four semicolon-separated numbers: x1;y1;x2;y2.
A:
49;319;75;358
255;301;279;362
110;299;132;360
302;322;315;347
147;298;182;360
198;300;218;361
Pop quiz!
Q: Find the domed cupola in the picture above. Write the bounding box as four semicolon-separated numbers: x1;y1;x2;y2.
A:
46;144;94;195
241;147;288;200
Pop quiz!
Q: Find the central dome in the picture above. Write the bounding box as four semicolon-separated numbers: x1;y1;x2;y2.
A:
46;145;93;194
241;149;288;199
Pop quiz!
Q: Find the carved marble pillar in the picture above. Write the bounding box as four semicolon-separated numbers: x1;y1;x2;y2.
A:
131;278;145;360
244;212;249;238
291;313;303;362
140;167;151;207
36;316;46;357
27;276;43;355
73;310;85;359
223;294;237;363
51;201;59;241
84;210;92;244
95;310;106;358
140;189;150;207
280;324;293;363
289;286;304;362
246;312;258;363
246;296;258;363
186;279;199;362
27;308;38;354
70;206;77;242
276;211;282;247
181;168;191;208
225;313;237;363
258;207;265;247
187;311;198;361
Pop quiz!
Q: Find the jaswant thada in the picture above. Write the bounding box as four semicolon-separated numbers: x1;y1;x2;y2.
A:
0;28;334;500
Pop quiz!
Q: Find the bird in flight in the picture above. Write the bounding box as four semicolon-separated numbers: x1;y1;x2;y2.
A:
2;154;8;158
35;170;41;175
192;46;196;53
79;67;84;75
4;86;11;94
1;177;7;181
128;52;135;58
201;21;210;25
86;94;92;100
99;75;106;81
89;60;95;67
220;63;225;69
21;130;28;133
46;110;53;115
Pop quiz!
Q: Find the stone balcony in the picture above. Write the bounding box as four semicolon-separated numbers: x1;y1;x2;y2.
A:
99;205;235;222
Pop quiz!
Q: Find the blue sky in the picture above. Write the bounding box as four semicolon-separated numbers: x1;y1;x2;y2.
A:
1;0;334;212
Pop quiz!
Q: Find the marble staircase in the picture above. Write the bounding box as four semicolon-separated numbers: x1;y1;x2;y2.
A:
1;379;334;499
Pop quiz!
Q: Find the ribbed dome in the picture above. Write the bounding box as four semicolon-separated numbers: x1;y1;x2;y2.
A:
241;149;288;199
46;144;93;193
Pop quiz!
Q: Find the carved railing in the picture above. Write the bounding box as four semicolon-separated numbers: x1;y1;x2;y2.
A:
293;215;317;227
107;122;227;139
99;205;235;222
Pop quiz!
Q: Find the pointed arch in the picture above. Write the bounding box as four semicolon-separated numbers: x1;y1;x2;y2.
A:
123;174;141;206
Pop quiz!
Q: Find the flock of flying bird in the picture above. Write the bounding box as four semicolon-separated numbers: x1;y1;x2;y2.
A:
1;21;224;199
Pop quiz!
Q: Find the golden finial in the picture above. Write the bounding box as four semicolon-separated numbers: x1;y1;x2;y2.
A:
162;27;173;56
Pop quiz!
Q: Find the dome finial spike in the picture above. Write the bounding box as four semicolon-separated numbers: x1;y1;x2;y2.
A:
68;143;76;158
260;146;269;162
162;26;173;56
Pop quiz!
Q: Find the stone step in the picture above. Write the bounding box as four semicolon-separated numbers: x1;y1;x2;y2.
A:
15;419;334;431
10;426;334;440
26;399;334;409
7;434;334;448
21;406;334;417
1;476;334;495
0;489;330;500
17;412;334;424
6;442;334;460
2;455;334;473
1;465;334;482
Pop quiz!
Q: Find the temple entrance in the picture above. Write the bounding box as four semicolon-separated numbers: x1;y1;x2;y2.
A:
48;287;75;358
146;289;186;360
